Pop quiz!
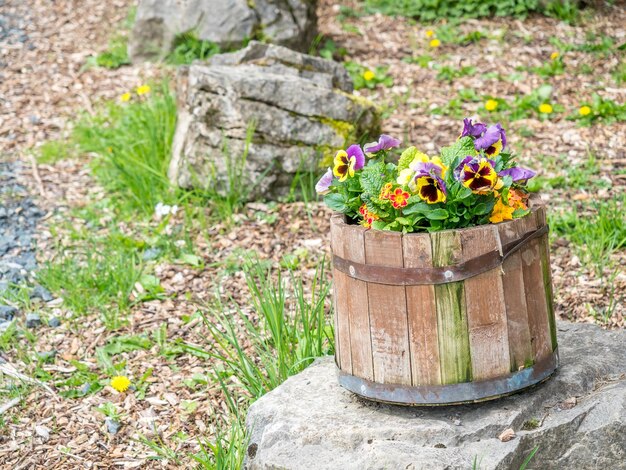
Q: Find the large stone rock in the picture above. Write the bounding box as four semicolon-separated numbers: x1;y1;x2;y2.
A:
245;321;626;469
129;0;317;62
168;42;380;200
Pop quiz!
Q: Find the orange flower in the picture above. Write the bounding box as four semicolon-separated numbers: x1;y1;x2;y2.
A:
379;182;393;201
489;197;515;224
389;188;410;209
508;188;528;211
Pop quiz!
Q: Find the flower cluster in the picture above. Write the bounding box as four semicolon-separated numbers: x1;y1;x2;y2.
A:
317;120;536;232
119;84;151;103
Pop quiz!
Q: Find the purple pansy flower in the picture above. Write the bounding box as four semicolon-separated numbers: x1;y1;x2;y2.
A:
455;155;498;193
499;167;536;182
315;168;333;194
332;144;365;182
363;135;401;154
347;144;365;170
473;123;507;157
408;160;447;203
460;118;487;138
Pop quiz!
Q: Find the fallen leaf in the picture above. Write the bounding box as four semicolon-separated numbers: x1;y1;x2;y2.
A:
498;428;515;442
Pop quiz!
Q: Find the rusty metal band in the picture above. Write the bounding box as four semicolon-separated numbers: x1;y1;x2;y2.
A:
337;349;558;406
333;224;549;286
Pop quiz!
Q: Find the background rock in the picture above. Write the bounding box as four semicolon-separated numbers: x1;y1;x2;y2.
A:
245;321;626;470
168;42;381;200
129;0;318;62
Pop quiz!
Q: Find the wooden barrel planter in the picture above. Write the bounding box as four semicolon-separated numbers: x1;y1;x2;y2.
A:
330;202;558;405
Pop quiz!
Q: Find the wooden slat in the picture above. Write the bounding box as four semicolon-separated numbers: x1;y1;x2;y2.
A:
460;225;511;380
519;210;553;362
403;234;441;386
497;217;533;371
330;215;352;373
364;229;411;385
431;231;472;385
535;205;558;351
343;224;374;381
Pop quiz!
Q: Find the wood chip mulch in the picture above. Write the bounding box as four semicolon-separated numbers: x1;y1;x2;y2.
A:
0;0;624;468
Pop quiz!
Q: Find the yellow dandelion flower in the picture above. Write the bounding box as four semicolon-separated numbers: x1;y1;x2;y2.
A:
111;376;131;393
538;103;553;114
429;39;441;48
579;105;591;116
136;84;151;96
363;69;376;81
425;30;435;38
485;99;498;112
550;51;559;60
120;92;131;103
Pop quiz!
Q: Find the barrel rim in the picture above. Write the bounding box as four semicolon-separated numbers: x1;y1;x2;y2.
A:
336;349;559;406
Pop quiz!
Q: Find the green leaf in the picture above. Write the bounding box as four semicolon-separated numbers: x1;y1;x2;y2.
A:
324;193;348;212
455;185;472;200
396;217;412;225
440;136;475;166
537;84;553;101
371;220;386;230
177;253;202;267
425;208;449;220
364;199;390;218
513;208;531;218
403;201;430;215
471;203;488;215
103;335;152;355
359;162;386;196
398;147;419;172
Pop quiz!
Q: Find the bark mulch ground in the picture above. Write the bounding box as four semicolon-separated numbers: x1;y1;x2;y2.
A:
0;0;624;468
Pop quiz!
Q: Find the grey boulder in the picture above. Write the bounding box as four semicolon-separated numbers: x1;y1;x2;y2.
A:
245;321;626;469
168;41;380;200
129;0;317;62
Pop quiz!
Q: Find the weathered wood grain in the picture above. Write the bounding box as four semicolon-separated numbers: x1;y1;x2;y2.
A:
343;224;374;381
364;229;412;385
330;215;352;373
402;233;441;386
497;217;533;371
431;231;472;385
460;225;511;380
518;211;553;362
535;205;557;351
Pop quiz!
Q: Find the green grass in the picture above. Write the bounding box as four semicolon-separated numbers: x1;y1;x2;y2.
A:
72;81;177;215
85;7;135;70
94;34;131;69
435;64;477;82
166;32;221;65
200;258;334;400
35;140;76;164
36;234;144;329
530;57;565;78
550;195;626;280
567;94;626;127
343;61;394;90
362;0;585;21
